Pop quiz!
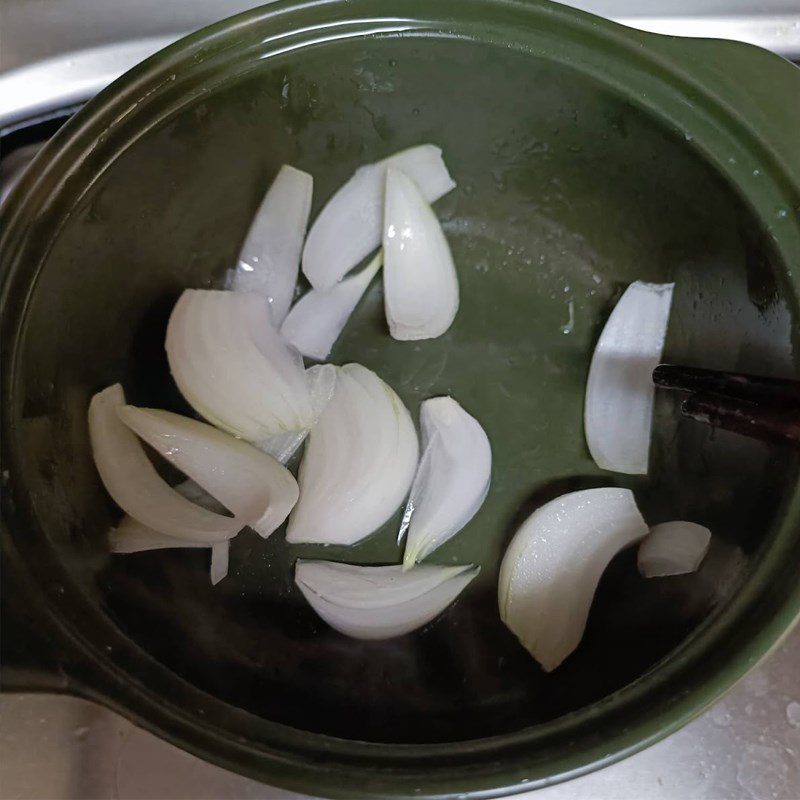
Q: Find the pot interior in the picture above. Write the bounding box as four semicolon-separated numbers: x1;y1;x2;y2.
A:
7;29;799;744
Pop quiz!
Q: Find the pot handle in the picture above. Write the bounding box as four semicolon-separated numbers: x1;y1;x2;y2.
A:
635;31;800;187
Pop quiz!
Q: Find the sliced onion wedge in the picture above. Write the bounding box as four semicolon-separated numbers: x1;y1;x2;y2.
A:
258;364;337;463
400;397;491;568
109;518;209;553
302;144;455;291
89;385;239;543
383;168;459;341
109;480;233;584
110;520;230;584
286;363;419;545
295;560;478;640
166;289;313;441
281;251;382;360
118;405;298;538
229;165;313;325
584;281;674;474
638;521;711;577
109;479;228;553
499;487;648;671
210;541;230;585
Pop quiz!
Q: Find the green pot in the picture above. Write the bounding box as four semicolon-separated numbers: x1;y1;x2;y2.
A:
2;1;799;797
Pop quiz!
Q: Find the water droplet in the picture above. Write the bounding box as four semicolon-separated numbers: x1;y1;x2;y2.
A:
73;726;90;741
776;207;788;219
561;299;575;335
753;168;761;177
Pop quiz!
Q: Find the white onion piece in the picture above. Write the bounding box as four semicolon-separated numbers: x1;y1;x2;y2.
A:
118;406;298;538
89;385;239;543
638;521;711;577
210;541;230;585
400;397;491;568
109;519;208;553
109;516;230;583
258;364;337;463
166;289;313;440
302;144;455;290
383;168;459;341
109;479;228;553
499;488;648;671
111;480;231;585
286;363;418;545
281;251;382;360
584;281;674;475
228;165;313;325
295;561;478;640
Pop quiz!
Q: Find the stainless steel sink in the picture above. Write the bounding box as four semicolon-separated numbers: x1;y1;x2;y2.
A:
1;2;798;798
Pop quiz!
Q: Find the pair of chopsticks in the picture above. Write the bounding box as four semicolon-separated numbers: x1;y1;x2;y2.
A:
652;364;800;448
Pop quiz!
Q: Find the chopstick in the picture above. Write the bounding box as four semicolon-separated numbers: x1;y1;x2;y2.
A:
653;364;800;447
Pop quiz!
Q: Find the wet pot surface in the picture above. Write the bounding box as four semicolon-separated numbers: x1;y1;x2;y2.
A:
3;0;799;775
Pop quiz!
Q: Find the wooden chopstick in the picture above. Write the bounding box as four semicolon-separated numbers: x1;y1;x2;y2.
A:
681;393;800;447
652;364;800;405
653;364;800;447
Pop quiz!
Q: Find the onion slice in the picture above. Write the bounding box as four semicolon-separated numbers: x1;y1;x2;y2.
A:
166;289;313;441
295;560;478;640
400;397;491;568
89;385;239;542
499;487;648;671
383;168;459;341
229;165;313;325
109;479;228;553
258;363;337;463
584;281;674;474
302;144;455;290
286;363;418;545
118;405;298;538
110;519;230;584
281;251;382;360
109;518;209;553
638;521;711;577
210;541;230;585
110;479;233;585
